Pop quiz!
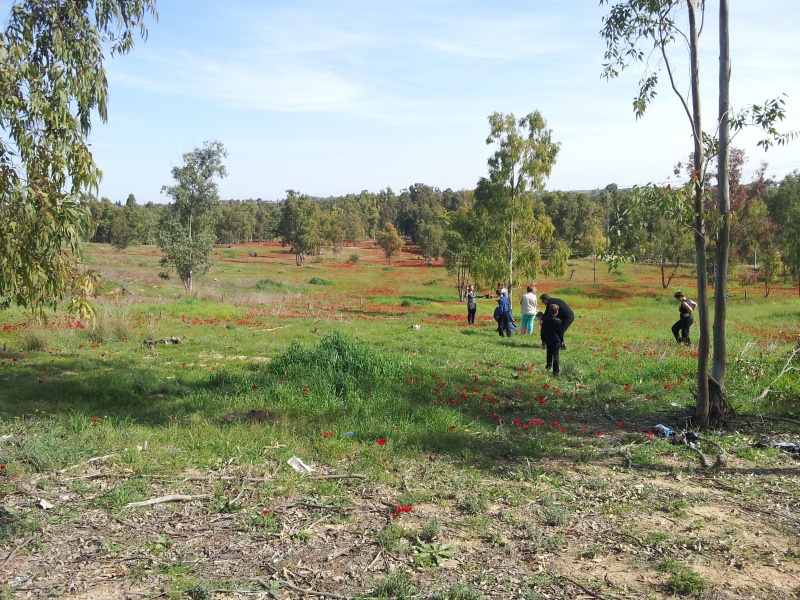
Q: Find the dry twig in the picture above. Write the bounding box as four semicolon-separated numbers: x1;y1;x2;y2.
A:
0;534;34;569
124;494;211;508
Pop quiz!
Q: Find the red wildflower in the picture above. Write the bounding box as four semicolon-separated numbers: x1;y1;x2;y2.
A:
449;425;457;430
0;465;5;470
251;384;259;390
618;422;625;428
538;396;547;405
91;418;99;423
376;438;387;445
395;505;413;513
302;387;309;393
624;384;632;392
37;379;43;384
550;421;560;427
263;509;270;515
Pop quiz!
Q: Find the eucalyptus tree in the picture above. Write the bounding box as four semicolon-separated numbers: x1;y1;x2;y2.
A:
471;111;560;297
0;0;157;317
601;0;793;426
157;141;227;291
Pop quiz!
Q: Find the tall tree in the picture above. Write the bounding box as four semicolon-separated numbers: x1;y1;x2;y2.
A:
377;222;403;265
276;191;321;265
767;171;800;293
443;205;478;300
601;1;792;426
0;0;157;317
714;0;732;385
157;141;227;291
472;111;560;297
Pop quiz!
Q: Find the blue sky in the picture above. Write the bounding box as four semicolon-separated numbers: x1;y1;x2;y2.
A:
5;1;800;203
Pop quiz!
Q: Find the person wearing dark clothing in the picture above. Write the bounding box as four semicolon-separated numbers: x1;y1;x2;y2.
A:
671;291;697;345
497;292;513;337
465;285;478;325
540;294;574;349
541;303;563;375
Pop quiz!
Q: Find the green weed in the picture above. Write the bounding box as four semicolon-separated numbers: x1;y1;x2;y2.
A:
414;539;455;567
371;572;416;599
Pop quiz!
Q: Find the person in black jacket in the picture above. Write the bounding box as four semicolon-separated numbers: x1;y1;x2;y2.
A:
671;291;697;345
541;303;563;376
540;294;574;349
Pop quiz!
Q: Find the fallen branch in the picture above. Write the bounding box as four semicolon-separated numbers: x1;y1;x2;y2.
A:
124;494;211;508
755;346;800;401
58;453;117;473
0;534;35;569
549;570;618;600
307;473;366;481
62;473;276;483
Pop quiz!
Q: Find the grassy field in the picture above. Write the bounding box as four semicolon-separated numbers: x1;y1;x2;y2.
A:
1;242;799;599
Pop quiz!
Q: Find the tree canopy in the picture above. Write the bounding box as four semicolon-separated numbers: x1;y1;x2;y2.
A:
157;140;227;291
0;0;157;317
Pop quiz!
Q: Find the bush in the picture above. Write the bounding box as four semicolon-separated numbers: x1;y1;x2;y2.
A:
308;277;332;286
269;332;403;400
254;278;287;291
348;254;359;264
22;327;49;352
87;309;131;344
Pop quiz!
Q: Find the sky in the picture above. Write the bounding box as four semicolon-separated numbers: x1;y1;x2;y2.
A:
4;0;800;203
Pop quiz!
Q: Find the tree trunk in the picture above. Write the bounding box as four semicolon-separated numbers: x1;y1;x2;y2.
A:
508;217;514;300
688;0;711;428
713;0;731;387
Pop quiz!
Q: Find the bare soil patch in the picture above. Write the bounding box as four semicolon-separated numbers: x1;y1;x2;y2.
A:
3;440;799;599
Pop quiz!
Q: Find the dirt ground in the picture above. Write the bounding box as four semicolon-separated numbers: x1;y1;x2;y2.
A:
3;436;800;600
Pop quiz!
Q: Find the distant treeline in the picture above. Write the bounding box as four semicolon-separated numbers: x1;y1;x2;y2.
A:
83;165;800;285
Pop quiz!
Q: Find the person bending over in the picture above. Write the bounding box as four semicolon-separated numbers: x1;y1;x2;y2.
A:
539;294;574;349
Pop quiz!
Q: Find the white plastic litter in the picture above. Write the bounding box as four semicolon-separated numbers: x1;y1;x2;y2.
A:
287;456;316;473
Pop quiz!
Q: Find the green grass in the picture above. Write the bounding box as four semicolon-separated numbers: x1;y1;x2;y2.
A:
1;245;799;599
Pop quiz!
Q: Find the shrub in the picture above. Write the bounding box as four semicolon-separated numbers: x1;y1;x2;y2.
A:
87;309;131;344
22;327;49;352
371;572;416;599
308;277;332;286
348;254;360;264
255;278;287;291
269;332;402;398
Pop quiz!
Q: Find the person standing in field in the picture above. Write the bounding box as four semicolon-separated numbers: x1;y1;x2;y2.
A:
519;284;538;334
539;294;574;349
671;290;697;345
465;284;478;325
496;289;513;337
541;303;563;376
